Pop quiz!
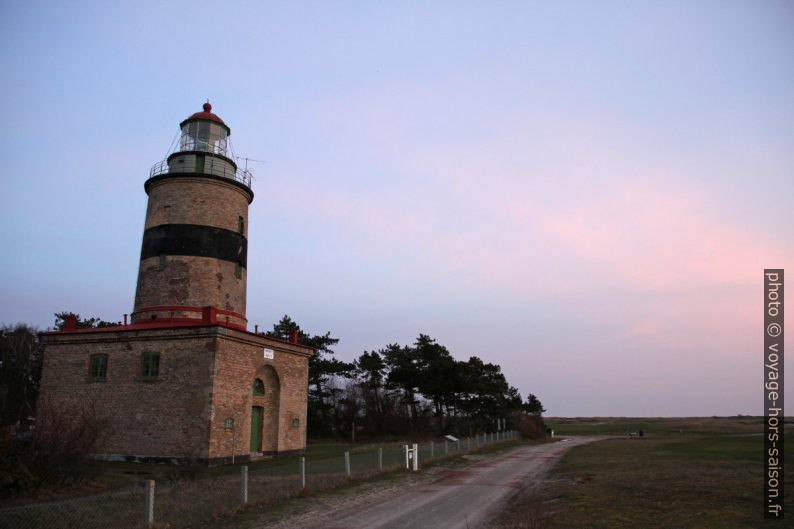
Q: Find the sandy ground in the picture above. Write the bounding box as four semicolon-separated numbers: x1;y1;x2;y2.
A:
255;436;604;529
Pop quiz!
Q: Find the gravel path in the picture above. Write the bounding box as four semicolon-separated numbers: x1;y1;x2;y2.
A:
255;436;605;529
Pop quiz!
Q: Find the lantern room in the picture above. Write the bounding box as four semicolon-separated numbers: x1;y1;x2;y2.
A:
178;102;230;155
148;102;252;188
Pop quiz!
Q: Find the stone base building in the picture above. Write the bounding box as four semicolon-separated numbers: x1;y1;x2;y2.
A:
38;104;311;464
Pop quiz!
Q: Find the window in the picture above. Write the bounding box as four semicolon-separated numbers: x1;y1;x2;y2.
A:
141;351;160;379
238;216;244;234
89;354;108;379
196;122;210;151
158;253;166;270
253;378;264;395
235;261;242;279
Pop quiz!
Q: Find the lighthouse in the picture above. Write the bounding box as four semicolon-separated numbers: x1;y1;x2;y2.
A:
37;103;312;464
132;102;251;327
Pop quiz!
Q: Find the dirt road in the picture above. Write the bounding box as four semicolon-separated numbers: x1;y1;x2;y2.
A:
288;436;603;529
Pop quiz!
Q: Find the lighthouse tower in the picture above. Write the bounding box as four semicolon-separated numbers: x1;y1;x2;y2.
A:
38;103;312;464
132;103;252;328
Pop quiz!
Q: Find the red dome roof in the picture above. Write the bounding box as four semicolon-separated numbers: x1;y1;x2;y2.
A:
186;102;226;125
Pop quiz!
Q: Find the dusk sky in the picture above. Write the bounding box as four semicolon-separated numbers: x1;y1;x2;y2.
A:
2;1;792;416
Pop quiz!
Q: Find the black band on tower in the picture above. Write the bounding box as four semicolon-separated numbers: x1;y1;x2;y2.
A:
141;224;247;267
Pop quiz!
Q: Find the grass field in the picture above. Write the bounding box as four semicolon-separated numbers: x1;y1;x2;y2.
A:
61;438;410;493
493;417;792;529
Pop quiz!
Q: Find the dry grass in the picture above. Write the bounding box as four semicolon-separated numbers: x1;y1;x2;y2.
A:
491;417;793;529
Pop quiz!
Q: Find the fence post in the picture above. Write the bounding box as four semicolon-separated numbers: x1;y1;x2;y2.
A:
430;440;434;458
404;444;409;469
145;479;155;528
240;466;248;504
412;443;419;471
300;457;306;489
344;450;351;478
378;447;383;471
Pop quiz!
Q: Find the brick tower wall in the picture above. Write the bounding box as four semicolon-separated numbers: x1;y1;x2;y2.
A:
132;175;252;326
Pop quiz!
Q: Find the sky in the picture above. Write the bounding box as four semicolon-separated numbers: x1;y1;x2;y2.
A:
1;1;792;416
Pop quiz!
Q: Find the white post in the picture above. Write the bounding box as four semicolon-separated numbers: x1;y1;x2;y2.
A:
145;479;155;528
344;450;351;478
404;444;410;469
240;466;248;504
300;457;306;489
412;443;419;471
378;447;383;471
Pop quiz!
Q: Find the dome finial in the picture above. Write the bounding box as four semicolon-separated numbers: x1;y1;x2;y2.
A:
203;100;212;112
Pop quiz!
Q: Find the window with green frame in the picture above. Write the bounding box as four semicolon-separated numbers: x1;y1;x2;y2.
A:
89;354;108;379
253;378;264;395
141;351;160;379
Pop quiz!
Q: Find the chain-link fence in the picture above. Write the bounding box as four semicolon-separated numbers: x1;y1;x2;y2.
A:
0;431;518;529
0;482;149;529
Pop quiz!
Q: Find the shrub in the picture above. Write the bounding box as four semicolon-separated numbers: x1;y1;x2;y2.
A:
0;398;112;496
513;413;547;439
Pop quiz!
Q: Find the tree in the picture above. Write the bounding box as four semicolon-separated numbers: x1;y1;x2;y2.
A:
53;312;120;330
267;315;353;435
355;351;388;433
0;325;42;427
383;343;422;427
523;394;546;415
458;356;516;431
413;334;458;429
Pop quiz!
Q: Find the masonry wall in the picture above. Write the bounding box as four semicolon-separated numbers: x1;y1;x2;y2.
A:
143;176;251;232
133;175;252;323
39;327;217;460
208;330;310;459
134;255;247;323
38;325;311;463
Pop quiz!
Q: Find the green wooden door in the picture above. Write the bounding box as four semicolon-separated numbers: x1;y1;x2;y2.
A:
250;406;263;452
195;154;205;174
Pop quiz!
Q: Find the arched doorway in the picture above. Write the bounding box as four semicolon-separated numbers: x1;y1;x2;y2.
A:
250;366;280;453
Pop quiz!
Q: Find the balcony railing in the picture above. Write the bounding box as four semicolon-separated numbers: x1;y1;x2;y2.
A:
148;158;252;188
